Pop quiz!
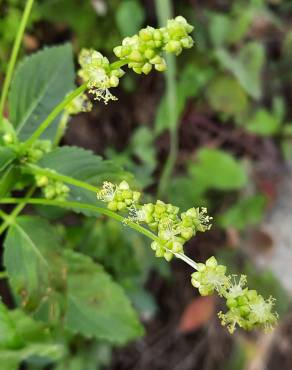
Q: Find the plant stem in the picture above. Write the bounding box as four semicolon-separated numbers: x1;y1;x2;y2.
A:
0;186;35;235
155;0;179;198
24;164;98;193
21;83;87;151
53;112;69;147
0;0;35;125
0;197;198;270
110;59;130;70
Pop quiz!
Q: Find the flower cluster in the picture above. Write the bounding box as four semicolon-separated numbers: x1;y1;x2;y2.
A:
78;49;124;104
65;93;92;115
35;174;70;201
97;181;212;261
96;181;277;333
78;16;193;104
191;257;278;333
22;140;52;163
97;181;141;211
113;16;194;74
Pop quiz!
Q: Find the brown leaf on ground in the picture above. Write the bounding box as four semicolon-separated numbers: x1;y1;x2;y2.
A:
178;296;215;334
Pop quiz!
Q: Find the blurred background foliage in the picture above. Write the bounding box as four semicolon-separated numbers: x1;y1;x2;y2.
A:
1;0;292;369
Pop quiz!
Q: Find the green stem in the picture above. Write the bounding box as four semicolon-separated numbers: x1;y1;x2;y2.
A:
155;0;179;198
0;186;35;235
0;0;35;124
0;209;9;221
110;59;130;70
53;112;69;147
24;164;98;193
22;83;87;151
0;197;198;269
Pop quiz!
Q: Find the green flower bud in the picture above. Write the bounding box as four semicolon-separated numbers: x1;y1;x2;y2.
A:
35;175;49;187
142;63;152;74
3;133;14;145
191;256;229;296
108;201;118;211
139;28;153;41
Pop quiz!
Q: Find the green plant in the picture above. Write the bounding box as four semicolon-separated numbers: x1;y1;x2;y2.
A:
0;1;278;369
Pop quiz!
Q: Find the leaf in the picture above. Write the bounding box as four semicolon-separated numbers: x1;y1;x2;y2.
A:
115;0;145;37
9;44;75;140
168;176;208;210
0;303;63;370
64;250;144;344
206;75;248;121
155;64;213;134
216;42;265;99
219;195;267;230
3;216;61;308
0;146;16;171
246;109;281;136
189;148;248;190
0;165;20;198
208;13;231;47
38;146;132;214
178;296;215;333
0;302;23;350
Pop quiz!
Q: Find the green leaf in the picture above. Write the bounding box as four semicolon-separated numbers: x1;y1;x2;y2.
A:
64;250;144;344
219;195;266;230
168;176;208;210
216;42;265;99
206;75;248;121
0;165;20;198
0;302;23;350
246;109;281;136
189;148;248;190
155;64;213;134
0;304;63;370
9;44;75;140
208;13;231;47
0;147;16;171
38;146;132;214
3;216;61;308
115;0;145;37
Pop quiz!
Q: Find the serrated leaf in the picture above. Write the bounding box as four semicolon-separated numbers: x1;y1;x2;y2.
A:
3;216;61;307
189;148;248;190
0;146;16;171
9;44;75;140
38;146;132;214
64;250;144;344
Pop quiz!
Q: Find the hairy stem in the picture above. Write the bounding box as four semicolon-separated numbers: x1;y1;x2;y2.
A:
21;83;87;151
0;0;35;125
